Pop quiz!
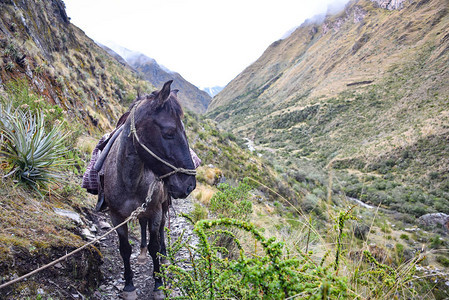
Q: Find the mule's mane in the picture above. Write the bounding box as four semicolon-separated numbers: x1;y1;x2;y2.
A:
116;90;183;128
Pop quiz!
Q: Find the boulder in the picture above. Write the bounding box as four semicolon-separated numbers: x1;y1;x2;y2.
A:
418;213;449;231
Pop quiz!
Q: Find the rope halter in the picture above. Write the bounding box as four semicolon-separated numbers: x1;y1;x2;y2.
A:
128;104;197;180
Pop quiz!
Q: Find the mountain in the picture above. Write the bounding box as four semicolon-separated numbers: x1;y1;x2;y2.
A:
203;86;224;97
104;44;211;114
0;0;157;133
208;0;449;216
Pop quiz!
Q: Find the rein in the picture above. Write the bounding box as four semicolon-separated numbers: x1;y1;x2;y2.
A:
128;104;196;180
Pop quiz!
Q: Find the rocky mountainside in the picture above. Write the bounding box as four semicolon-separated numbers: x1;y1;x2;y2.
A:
0;0;160;133
208;0;449;215
104;44;211;114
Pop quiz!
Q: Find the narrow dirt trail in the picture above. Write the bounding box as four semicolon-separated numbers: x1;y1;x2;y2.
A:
89;196;196;300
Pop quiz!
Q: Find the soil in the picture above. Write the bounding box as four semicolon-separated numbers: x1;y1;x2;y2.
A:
88;196;196;300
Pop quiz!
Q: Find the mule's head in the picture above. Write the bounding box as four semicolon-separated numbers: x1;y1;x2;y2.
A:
132;80;196;199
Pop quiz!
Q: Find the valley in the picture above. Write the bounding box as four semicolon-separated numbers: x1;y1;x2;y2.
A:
0;0;448;299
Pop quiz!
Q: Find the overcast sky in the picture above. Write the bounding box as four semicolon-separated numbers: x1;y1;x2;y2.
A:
64;0;350;88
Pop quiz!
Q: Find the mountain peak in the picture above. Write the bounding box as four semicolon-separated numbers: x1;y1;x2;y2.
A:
101;43;211;113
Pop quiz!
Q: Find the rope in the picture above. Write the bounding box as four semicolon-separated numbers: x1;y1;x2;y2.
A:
0;180;159;290
128;105;196;178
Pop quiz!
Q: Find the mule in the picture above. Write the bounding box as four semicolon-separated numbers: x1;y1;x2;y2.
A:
102;80;196;299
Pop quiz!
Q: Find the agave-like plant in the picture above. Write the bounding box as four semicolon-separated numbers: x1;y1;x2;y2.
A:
0;104;70;191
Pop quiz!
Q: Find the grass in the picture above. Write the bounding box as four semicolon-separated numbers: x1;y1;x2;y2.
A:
0;166;103;296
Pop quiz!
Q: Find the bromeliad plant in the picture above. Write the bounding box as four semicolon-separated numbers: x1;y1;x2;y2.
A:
0;104;70;191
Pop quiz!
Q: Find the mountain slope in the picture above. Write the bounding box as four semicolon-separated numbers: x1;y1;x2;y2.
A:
208;0;449;215
104;44;211;114
0;0;157;132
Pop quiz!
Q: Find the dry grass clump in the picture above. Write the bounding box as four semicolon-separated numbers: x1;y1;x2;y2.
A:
192;182;217;205
196;166;223;186
77;134;99;156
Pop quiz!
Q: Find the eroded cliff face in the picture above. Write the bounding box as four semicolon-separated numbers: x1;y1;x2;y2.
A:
322;4;368;34
0;0;153;132
370;0;408;10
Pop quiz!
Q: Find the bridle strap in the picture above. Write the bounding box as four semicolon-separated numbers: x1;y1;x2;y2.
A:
128;104;197;179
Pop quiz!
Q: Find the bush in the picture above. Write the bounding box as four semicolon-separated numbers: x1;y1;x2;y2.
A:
190;202;208;223
161;217;350;299
430;235;443;249
161;211;420;299
209;179;253;220
400;233;409;240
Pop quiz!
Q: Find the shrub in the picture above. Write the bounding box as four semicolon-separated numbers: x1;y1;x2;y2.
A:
161;210;420;299
395;243;405;262
161;217;350;299
209;179;253;220
190;202;208;223
430;235;442;249
400;233;409;240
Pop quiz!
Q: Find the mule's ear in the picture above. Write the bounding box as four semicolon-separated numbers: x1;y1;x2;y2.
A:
157;80;173;106
172;89;179;96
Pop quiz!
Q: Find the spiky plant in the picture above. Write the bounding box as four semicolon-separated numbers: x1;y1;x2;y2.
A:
0;104;70;191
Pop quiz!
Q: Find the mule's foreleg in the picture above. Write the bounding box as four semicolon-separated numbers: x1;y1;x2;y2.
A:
111;215;135;293
138;218;149;264
159;207;167;258
148;212;163;291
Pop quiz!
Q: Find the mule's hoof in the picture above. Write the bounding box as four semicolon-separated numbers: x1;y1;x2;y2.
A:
160;257;169;265
153;290;165;300
137;254;148;264
122;289;138;300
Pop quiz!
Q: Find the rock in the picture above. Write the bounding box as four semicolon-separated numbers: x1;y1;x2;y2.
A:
54;263;63;269
99;221;112;229
81;228;95;240
404;227;418;232
418;213;449;231
90;224;98;233
370;0;406;10
53;208;82;224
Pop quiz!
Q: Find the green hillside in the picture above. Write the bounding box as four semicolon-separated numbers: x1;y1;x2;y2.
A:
208;0;449;217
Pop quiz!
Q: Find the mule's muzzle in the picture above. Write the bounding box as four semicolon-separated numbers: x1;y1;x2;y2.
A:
168;174;196;199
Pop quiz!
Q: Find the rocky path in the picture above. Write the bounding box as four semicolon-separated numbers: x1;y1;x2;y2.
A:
88;196;196;300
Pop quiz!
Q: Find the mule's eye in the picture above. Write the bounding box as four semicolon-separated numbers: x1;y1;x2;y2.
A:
162;128;176;139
